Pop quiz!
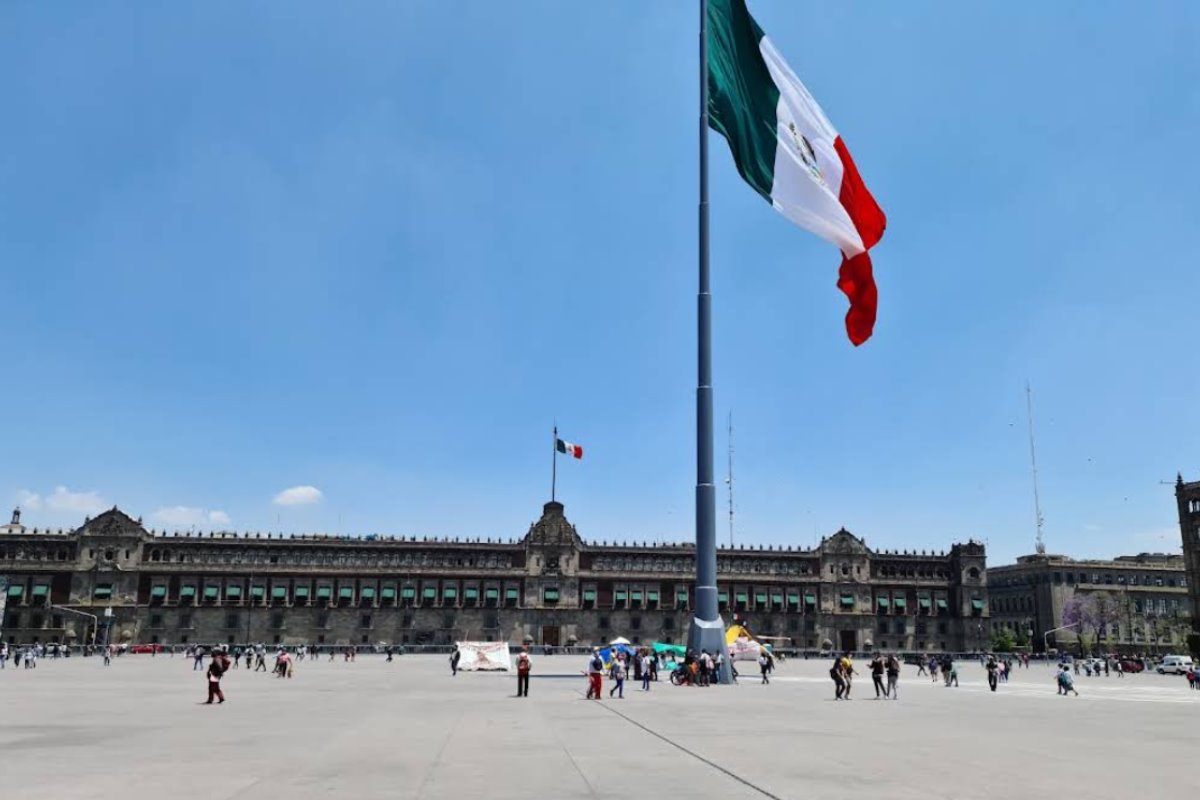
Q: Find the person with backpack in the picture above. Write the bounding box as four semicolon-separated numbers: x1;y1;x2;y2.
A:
515;648;532;697
609;654;626;698
885;653;900;699
585;648;604;699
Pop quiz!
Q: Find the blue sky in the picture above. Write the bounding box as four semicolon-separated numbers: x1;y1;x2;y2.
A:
1;1;1197;566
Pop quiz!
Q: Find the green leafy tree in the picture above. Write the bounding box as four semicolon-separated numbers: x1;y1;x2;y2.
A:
990;628;1016;653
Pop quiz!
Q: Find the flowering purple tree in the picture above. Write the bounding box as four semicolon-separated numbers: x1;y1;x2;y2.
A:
1062;595;1101;654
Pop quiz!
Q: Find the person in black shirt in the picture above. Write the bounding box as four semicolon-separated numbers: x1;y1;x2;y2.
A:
869;654;886;699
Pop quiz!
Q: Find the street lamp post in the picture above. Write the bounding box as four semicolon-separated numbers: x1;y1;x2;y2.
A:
1043;623;1079;655
50;605;99;649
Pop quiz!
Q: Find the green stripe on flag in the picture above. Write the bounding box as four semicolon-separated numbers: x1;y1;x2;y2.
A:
707;0;779;201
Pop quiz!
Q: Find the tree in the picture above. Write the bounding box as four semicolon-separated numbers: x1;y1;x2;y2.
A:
1014;626;1031;649
1062;595;1100;655
990;628;1016;653
1090;591;1121;651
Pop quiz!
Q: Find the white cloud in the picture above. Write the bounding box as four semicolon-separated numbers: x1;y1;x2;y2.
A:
151;506;233;528
44;486;108;515
15;489;42;511
273;485;323;506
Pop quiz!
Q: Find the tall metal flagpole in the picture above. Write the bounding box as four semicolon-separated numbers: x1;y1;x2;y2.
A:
551;425;558;502
689;0;729;682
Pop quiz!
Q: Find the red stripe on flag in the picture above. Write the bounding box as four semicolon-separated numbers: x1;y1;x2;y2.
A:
832;137;886;346
837;252;877;347
571;445;583;459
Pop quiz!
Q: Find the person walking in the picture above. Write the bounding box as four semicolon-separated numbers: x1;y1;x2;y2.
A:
515;647;532;697
870;653;886;698
585;648;604;699
840;653;856;699
204;650;227;704
1057;665;1079;696
103;644;112;667
449;646;461;676
385;646;394;663
609;656;626;699
254;644;267;673
758;649;771;685
192;647;205;671
986;656;999;692
641;652;652;691
885;653;900;699
916;655;927;677
0;642;6;669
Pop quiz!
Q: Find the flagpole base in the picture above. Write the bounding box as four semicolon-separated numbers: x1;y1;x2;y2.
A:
687;614;732;684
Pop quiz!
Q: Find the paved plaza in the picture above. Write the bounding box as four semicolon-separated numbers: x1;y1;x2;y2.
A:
1;654;1197;799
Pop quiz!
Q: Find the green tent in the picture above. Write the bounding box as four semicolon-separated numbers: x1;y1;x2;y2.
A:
651;641;687;668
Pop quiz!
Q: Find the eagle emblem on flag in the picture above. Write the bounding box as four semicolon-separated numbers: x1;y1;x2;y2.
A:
787;121;825;186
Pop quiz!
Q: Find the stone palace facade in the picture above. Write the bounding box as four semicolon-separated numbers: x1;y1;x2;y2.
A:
0;503;989;652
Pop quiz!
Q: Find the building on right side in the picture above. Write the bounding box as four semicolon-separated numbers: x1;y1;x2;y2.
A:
989;552;1187;655
1176;474;1200;634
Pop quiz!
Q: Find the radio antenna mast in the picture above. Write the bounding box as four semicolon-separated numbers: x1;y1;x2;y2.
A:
725;411;735;548
1026;382;1046;555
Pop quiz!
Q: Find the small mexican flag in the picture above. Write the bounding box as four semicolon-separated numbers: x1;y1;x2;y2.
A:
556;438;583;459
708;0;887;345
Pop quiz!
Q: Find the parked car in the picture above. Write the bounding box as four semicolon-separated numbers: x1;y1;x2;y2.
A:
130;643;164;654
1118;659;1145;673
1155;655;1194;675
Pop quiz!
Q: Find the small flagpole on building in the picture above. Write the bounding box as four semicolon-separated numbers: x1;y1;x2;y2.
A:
551;424;558;503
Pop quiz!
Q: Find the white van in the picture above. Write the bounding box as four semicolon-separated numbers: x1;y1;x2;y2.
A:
1155;655;1194;675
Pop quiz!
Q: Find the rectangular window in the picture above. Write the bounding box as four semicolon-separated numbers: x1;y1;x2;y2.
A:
225;612;239;629
505;588;519;604
840;594;855;609
361;614;373;629
93;584;113;599
543;588;559;603
583;589;597;603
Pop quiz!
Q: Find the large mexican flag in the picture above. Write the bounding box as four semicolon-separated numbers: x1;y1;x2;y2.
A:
707;0;887;345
